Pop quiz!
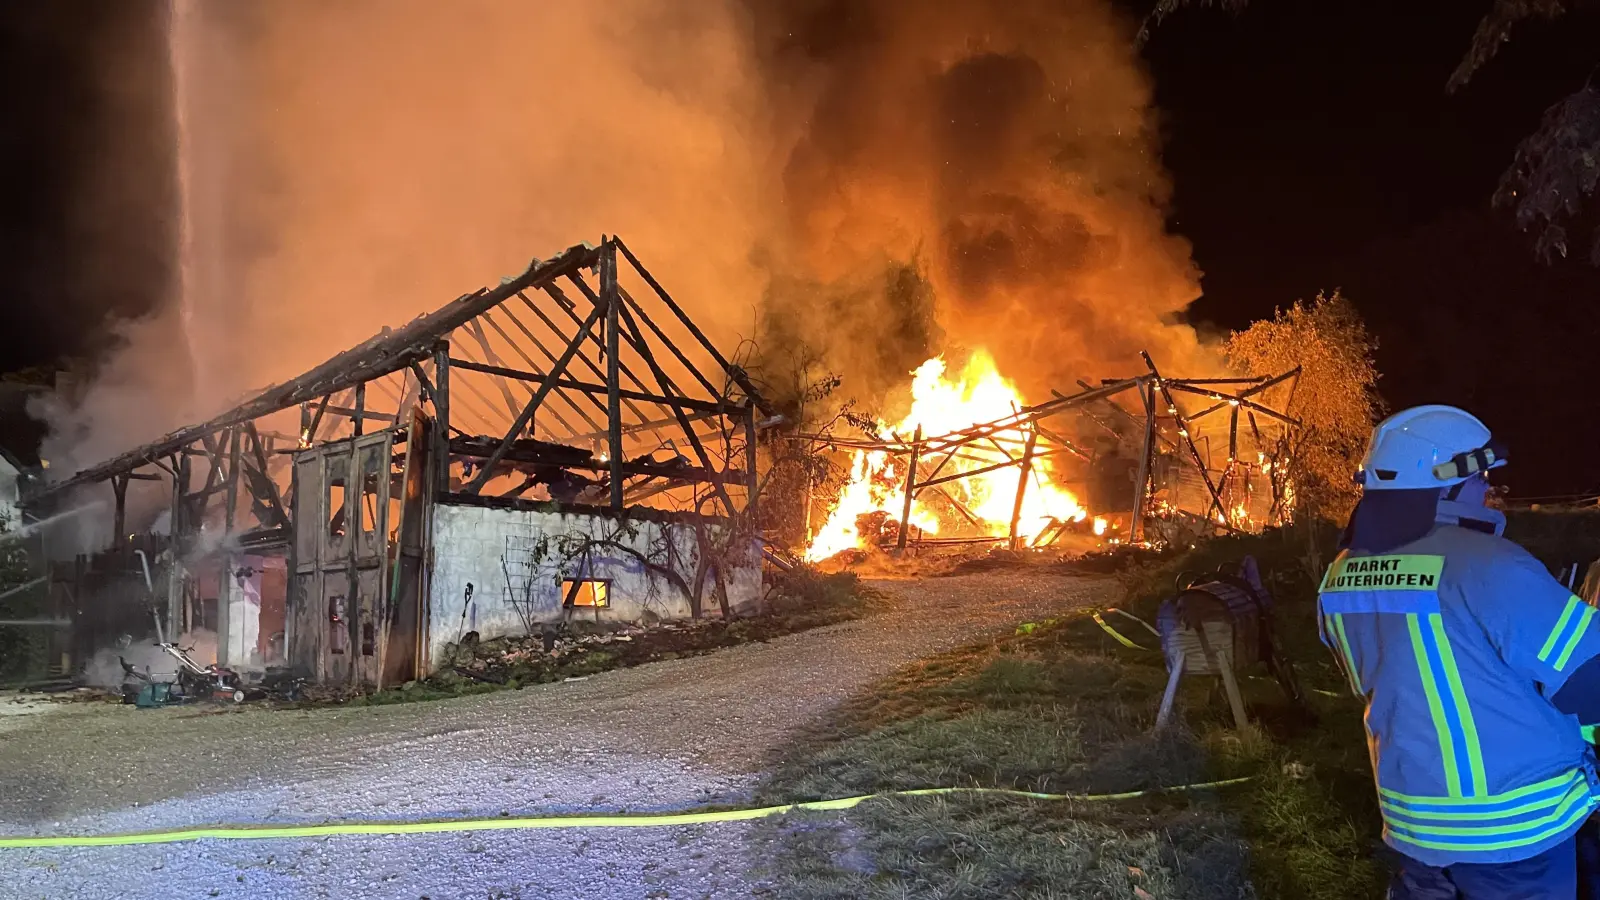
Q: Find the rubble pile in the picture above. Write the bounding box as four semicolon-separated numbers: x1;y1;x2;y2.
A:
945;543;1167;576
412;582;876;695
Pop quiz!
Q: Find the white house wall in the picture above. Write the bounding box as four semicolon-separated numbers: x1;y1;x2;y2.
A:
426;503;761;672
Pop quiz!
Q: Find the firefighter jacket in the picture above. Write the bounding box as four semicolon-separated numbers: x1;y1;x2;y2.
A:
1318;524;1600;866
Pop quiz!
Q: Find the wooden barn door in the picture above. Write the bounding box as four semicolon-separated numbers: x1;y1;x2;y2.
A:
288;432;392;686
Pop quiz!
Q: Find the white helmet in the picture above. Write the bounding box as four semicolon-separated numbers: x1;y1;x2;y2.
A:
1357;405;1506;491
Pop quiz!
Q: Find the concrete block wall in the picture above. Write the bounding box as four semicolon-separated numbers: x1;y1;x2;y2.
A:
426;502;760;671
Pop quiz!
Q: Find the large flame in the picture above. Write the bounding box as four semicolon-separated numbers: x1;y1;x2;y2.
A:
805;352;1086;561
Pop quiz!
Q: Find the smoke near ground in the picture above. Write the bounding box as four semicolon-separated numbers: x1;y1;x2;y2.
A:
40;0;1214;479
81;628;218;689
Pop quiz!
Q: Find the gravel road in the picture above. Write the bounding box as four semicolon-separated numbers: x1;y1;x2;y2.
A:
0;572;1106;900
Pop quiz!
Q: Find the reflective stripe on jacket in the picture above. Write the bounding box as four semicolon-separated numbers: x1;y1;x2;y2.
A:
1317;524;1600;866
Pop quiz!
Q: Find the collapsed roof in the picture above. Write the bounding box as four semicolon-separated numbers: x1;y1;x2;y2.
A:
27;238;773;529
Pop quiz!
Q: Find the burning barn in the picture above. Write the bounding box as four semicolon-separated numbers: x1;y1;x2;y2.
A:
23;239;773;688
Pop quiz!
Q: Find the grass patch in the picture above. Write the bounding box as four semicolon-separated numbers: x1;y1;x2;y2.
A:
757;523;1398;899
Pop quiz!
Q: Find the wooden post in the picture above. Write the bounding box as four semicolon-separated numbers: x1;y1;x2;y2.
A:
602;239;625;511
353;381;366;437
1131;380;1156;544
169;453;190;638
1142;352;1231;529
1228;403;1239;463
223;428;241;534
218;426;241;667
1227;402;1240;517
432;343;451;496
111;475;128;551
745;405;760;525
1008;425;1038;551
897;425;922;551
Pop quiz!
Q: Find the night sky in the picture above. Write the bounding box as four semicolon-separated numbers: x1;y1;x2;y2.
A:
2;0;1599;497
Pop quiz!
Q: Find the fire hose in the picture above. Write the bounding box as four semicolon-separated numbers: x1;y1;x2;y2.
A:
1090;608;1162;651
0;778;1252;849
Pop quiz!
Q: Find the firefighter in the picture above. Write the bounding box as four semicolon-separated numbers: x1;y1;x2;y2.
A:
1321;405;1600;898
1429;467;1600;900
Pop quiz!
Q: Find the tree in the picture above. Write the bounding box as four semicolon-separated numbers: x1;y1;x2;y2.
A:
1142;0;1600;264
1225;291;1383;527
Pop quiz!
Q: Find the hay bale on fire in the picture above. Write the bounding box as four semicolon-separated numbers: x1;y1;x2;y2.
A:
1153;555;1301;731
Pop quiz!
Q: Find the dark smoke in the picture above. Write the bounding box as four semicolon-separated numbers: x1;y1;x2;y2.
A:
748;0;1211;416
38;0;1214;492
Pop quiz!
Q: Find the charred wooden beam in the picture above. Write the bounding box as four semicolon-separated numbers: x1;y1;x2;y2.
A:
447;357;731;415
557;272;690;409
1008;426;1039;551
447;436;742;485
493;303;609;432
1068;379;1179;453
1171;381;1301;428
482;307;611;437
433;344;452;495
1143;352;1231;528
564;408;721;443
896;425;922;551
602;240;625;510
1167;377;1271;386
1131;380;1156;544
322;404;395;423
463;318;524;420
353;382;366;437
224;427;241;527
516;289;665;434
111;475;128;545
463;304;604;495
1029;421;1091;460
613;236;774;416
307;395;331;444
1180;368;1301;423
618;284;723;399
196;430;226;500
911;446;1082;492
409;361;436;405
917;378;1144;455
744;405;759;520
29;244;598;506
614;293;735;516
242;422;290;531
457;344;585;439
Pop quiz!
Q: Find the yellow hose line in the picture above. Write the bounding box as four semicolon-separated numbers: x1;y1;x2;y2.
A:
1091;610;1156;651
0;778;1252;849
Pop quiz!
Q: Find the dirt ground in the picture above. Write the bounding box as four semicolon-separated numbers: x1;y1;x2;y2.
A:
0;572;1108;900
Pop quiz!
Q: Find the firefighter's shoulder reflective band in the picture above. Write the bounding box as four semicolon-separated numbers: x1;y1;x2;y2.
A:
0;778;1251;849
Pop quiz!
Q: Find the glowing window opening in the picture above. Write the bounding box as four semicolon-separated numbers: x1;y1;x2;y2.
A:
561;580;610;609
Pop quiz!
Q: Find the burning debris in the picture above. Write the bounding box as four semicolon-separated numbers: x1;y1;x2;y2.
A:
806;353;1086;561
797;353;1301;563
